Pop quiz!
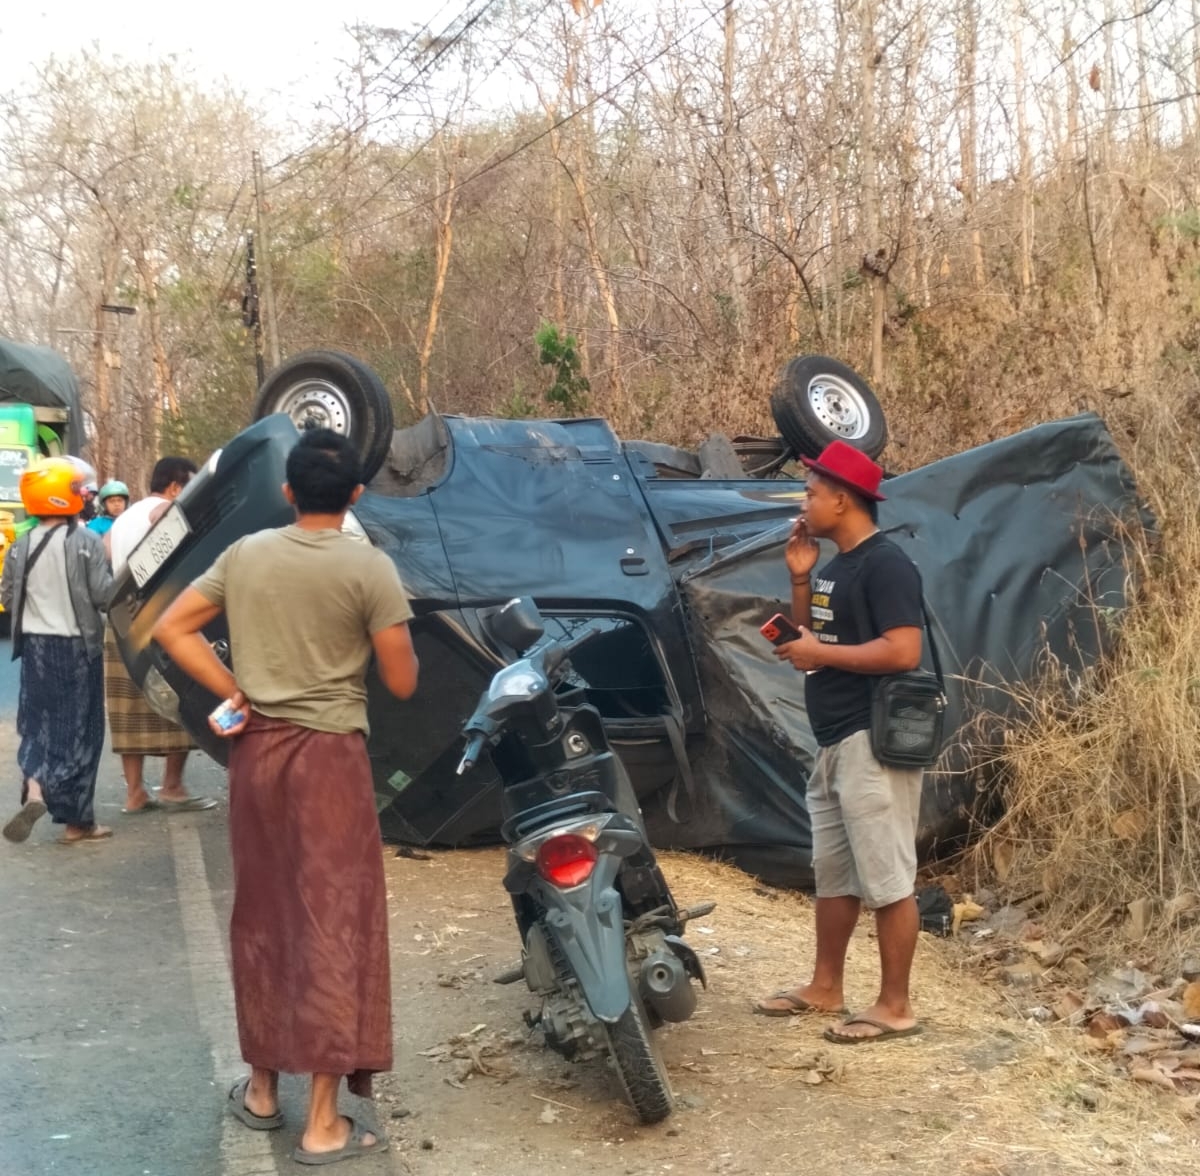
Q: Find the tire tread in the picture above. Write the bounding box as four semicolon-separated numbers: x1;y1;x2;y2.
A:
604;995;674;1124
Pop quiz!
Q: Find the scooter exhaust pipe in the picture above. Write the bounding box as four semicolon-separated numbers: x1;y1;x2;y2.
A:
639;951;696;1023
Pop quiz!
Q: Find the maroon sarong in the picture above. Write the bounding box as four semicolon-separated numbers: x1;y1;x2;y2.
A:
227;714;392;1081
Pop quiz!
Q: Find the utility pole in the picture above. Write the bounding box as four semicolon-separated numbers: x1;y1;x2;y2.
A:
242;232;266;388
251;150;282;372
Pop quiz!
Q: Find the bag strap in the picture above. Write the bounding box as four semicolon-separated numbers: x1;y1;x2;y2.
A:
847;539;945;690
23;524;62;584
12;523;67;658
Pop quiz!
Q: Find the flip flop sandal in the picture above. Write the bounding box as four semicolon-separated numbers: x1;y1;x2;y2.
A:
58;826;113;845
292;1117;389;1166
121;800;163;815
823;1014;924;1045
156;796;218;813
754;990;848;1017
2;799;47;843
227;1078;283;1131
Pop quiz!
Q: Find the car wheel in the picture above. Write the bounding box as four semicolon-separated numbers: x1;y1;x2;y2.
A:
253;350;395;482
770;355;888;460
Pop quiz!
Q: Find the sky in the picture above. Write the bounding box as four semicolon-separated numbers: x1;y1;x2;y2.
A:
0;0;453;113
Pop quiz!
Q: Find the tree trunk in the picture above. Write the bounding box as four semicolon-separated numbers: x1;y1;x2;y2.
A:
897;19;927;303
560;14;622;415
550;121;567;329
718;0;747;371
958;0;985;288
1012;0;1034;304
1193;0;1200;138
859;0;885;391
417;151;458;417
1102;0;1116;173
133;252;179;454
1064;22;1080;159
1133;0;1154;154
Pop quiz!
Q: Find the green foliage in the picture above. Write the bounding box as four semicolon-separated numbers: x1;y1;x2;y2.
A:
172;323;258;457
534;321;589;415
171;183;200;210
1159;209;1200;241
497;389;538;419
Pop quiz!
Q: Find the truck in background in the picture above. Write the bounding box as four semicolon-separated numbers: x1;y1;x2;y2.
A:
0;339;83;635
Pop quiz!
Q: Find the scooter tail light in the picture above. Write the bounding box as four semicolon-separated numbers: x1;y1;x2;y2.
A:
535;834;599;888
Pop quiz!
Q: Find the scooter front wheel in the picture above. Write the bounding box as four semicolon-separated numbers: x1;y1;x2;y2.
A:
603;987;674;1124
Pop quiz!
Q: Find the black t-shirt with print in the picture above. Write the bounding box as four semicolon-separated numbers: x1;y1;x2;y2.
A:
804;533;924;747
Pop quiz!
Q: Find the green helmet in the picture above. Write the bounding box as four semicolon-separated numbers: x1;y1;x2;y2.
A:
99;480;130;502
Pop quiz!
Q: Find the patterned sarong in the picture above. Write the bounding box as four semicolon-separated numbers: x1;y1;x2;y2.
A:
17;634;104;827
227;714;392;1082
103;625;193;756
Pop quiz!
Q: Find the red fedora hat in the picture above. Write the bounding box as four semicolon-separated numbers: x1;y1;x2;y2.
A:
800;440;886;501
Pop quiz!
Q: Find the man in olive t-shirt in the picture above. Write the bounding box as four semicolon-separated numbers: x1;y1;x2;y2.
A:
190;525;413;735
153;429;419;1165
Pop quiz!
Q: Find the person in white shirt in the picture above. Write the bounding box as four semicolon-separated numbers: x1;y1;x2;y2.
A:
105;456;214;815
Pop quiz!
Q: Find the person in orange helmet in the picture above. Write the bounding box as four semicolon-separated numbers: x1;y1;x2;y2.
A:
0;457;114;844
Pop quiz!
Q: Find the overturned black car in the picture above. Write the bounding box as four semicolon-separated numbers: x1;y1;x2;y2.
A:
109;351;1147;888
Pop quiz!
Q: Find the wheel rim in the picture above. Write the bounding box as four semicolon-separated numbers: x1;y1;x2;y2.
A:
806;374;870;440
268;378;353;435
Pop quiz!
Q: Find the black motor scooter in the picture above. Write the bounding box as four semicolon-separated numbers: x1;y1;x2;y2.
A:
456;598;713;1124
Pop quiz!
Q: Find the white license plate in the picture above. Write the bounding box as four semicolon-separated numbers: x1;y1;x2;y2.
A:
128;505;191;588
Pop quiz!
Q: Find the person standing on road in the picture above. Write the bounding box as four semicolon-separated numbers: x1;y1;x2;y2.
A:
754;440;927;1045
153;428;419;1165
1;458;114;845
105;456;213;815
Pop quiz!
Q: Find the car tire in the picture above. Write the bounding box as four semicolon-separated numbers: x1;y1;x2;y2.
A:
253;350;395;482
770;355;888;460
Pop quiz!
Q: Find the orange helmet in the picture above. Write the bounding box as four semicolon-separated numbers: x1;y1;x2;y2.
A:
20;457;88;517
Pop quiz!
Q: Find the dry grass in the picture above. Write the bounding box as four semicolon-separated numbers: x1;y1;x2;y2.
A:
963;411;1200;964
645;851;1200;1173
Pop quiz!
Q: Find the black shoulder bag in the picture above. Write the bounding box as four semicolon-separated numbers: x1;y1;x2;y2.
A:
850;547;948;769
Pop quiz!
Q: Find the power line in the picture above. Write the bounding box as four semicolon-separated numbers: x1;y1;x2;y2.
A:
356;3;728;236
264;0;504;195
276;0;557;248
264;0;465;181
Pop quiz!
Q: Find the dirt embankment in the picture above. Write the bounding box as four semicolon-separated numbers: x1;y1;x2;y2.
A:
373;848;1200;1176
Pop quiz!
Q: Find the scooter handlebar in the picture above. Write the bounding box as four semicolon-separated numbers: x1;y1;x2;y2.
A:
456;732;488;776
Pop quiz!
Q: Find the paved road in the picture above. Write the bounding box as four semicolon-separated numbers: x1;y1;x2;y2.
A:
0;646;389;1176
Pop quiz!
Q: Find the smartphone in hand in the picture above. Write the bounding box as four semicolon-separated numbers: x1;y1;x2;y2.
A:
760;613;802;646
209;698;249;737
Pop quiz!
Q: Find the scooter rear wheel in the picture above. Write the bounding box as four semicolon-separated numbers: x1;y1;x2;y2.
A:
603;987;674;1124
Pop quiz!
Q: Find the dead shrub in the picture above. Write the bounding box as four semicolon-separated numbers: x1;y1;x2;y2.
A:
964;408;1200;954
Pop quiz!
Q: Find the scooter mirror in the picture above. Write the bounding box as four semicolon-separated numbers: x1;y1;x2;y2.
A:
482;596;545;654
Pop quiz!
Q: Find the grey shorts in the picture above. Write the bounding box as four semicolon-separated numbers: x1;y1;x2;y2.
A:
809;729;923;909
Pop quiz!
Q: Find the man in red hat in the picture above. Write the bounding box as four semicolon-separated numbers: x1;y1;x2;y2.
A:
754;440;927;1044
